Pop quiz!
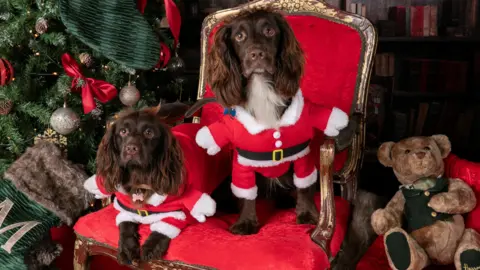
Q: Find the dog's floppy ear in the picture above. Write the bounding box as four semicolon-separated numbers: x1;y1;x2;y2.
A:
206;25;243;107
272;12;305;98
96;122;121;192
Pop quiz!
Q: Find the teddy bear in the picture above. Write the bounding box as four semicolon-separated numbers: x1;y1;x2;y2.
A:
371;135;480;270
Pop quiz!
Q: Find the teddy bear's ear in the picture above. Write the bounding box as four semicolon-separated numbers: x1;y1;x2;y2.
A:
377;142;395;167
431;134;451;158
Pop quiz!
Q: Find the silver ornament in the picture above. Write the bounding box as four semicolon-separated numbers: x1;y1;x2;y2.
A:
119;84;140;106
50;106;80;135
166;56;185;75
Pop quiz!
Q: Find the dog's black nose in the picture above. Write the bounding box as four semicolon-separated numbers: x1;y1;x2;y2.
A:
125;144;139;155
250;49;265;61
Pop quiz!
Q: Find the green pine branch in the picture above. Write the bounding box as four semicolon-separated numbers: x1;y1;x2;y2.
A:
0;0;178;176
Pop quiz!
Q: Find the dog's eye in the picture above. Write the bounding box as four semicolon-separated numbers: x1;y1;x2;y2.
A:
144;128;154;139
119;128;128;136
405;150;410;154
424;146;430;151
263;27;275;37
234;31;246;42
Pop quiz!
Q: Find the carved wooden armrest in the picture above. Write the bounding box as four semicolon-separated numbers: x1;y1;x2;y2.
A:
310;138;336;259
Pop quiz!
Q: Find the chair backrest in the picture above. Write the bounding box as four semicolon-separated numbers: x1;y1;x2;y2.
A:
194;0;377;179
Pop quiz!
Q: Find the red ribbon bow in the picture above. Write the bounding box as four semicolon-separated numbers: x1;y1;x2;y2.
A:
61;53;118;114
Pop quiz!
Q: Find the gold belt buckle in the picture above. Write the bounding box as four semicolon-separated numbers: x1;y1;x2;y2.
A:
137;210;149;217
272;149;284;161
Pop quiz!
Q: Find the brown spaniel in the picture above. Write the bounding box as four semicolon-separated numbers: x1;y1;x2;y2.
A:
84;103;230;264
196;8;349;235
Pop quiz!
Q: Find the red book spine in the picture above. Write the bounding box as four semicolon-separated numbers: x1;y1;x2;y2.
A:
414;6;425;37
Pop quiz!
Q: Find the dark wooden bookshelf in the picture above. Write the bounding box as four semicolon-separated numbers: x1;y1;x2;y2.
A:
379;36;480;43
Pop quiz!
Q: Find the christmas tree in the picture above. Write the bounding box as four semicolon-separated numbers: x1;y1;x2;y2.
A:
0;0;184;175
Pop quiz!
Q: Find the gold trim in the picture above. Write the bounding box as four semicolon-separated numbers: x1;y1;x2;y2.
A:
196;0;377;183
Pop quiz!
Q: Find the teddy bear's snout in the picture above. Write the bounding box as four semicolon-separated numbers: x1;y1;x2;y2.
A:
415;152;426;159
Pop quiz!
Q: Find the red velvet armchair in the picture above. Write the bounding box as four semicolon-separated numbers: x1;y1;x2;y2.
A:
72;0;377;269
357;154;480;270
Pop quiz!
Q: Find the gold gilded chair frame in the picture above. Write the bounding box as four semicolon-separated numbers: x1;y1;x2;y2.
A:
193;0;377;259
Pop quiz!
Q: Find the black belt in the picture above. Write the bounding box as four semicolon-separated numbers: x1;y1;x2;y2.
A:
237;140;310;162
117;199;172;217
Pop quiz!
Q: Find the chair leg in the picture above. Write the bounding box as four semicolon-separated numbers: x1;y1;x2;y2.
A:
74;238;91;270
340;178;357;202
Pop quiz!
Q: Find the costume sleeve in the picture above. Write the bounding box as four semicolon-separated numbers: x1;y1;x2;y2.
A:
310;105;349;137
83;174;112;199
195;116;233;155
181;186;216;223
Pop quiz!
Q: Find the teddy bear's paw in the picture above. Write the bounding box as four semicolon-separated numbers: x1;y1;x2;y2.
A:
141;232;170;262
371;209;398;235
459;249;480;270
385;231;412;270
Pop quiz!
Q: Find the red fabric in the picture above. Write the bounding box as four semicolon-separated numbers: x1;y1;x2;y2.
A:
61;53;118;114
200;15;361;173
76;194;349;270
50;225;75;270
357;154;480;270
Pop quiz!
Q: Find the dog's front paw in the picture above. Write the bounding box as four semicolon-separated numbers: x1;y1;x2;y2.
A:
229;219;259;235
296;210;319;225
141;232;171;262
118;237;140;265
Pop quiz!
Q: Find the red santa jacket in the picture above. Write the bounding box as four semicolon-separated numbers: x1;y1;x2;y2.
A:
84;124;232;230
195;90;348;199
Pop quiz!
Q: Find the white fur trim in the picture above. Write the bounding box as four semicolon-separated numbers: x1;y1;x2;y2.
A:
190;193;216;223
196;127;221;155
84;174;110;198
150;221;181;239
237;146;310;167
235;89;304;135
324;107;348;137
231;183;258;200
146;193;168;206
294;169;318;188
113;198;186;225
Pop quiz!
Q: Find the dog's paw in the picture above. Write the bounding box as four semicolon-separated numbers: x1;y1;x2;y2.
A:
117;237;140;265
296;210;319;225
141;232;170;262
229;219;260;235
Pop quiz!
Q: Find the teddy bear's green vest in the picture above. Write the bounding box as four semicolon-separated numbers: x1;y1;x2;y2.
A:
0;179;60;270
401;177;453;232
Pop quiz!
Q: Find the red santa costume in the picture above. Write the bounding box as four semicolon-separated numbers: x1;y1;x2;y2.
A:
195;89;348;200
84;124;231;239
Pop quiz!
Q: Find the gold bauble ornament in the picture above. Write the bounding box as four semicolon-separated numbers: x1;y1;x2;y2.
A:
119;83;140;107
50;105;80;135
79;53;94;68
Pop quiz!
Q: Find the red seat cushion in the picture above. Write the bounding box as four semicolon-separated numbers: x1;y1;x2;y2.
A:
75;194;350;270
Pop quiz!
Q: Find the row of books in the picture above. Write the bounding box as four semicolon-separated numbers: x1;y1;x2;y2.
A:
400;59;468;93
390;101;477;151
345;1;366;16
388;5;438;37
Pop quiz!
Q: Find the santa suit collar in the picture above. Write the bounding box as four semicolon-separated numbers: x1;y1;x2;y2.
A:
234;89;304;135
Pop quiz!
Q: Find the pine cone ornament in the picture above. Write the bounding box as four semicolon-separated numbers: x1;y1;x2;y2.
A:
35;18;48;34
79;53;94;68
0;100;13;115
